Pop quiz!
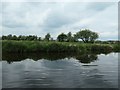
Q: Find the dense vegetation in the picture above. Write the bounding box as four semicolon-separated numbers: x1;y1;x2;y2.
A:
2;40;120;53
2;29;99;43
1;29;120;53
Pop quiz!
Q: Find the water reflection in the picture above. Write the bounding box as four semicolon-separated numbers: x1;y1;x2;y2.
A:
2;53;118;88
2;53;99;64
76;54;98;63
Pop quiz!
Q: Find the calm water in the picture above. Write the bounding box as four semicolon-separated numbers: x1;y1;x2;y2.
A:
1;52;118;88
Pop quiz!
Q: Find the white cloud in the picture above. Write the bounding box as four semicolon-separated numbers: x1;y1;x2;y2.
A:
1;0;119;2
1;2;118;40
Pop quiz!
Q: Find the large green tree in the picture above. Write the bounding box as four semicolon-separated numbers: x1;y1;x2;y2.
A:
75;29;99;43
57;33;67;42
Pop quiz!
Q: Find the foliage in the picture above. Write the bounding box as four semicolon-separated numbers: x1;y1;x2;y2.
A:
2;40;120;53
2;32;119;45
90;44;113;54
2;34;39;41
112;44;120;52
45;33;51;41
67;32;74;42
57;33;67;42
75;29;99;43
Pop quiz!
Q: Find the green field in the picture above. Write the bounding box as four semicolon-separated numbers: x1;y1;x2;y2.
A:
2;40;120;54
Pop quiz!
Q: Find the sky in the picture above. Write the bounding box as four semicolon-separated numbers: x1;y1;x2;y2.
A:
1;0;118;40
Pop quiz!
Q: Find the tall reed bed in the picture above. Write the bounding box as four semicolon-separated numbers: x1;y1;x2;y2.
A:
2;40;119;53
112;44;120;52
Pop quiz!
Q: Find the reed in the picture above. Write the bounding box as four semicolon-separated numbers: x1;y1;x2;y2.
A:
2;40;119;53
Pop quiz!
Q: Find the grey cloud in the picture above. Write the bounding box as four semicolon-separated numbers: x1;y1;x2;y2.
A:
2;18;28;28
86;2;114;11
44;13;76;28
2;22;27;28
2;2;118;40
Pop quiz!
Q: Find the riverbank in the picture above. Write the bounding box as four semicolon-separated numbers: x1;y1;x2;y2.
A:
2;40;120;53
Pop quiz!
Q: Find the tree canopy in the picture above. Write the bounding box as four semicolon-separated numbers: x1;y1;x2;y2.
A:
67;32;74;42
1;29;99;43
45;33;51;41
75;29;99;43
57;33;67;42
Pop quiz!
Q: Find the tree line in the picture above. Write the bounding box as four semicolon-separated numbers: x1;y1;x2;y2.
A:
2;29;99;43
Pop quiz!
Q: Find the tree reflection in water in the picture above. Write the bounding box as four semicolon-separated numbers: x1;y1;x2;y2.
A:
75;54;98;63
2;52;110;64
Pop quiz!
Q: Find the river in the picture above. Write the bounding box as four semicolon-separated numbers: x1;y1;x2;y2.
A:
1;52;118;88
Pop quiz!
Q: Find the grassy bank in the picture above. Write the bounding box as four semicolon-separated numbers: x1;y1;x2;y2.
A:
2;40;120;53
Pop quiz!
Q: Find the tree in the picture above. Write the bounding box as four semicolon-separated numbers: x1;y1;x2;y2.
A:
67;32;74;42
38;37;41;41
45;33;51;41
75;29;99;43
2;35;7;40
23;36;27;40
12;35;18;40
26;35;37;41
33;35;37;40
19;35;26;40
90;32;99;43
57;33;67;42
73;34;79;42
7;34;12;40
18;35;21;40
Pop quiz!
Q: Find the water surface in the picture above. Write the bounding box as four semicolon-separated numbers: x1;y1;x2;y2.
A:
1;52;118;88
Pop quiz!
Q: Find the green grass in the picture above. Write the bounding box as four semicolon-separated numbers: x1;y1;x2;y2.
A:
2;40;120;53
112;44;120;52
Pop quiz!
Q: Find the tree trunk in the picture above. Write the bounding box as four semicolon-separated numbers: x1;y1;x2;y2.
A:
81;38;86;43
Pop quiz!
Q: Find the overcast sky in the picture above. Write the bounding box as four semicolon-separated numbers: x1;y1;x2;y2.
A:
1;1;118;40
